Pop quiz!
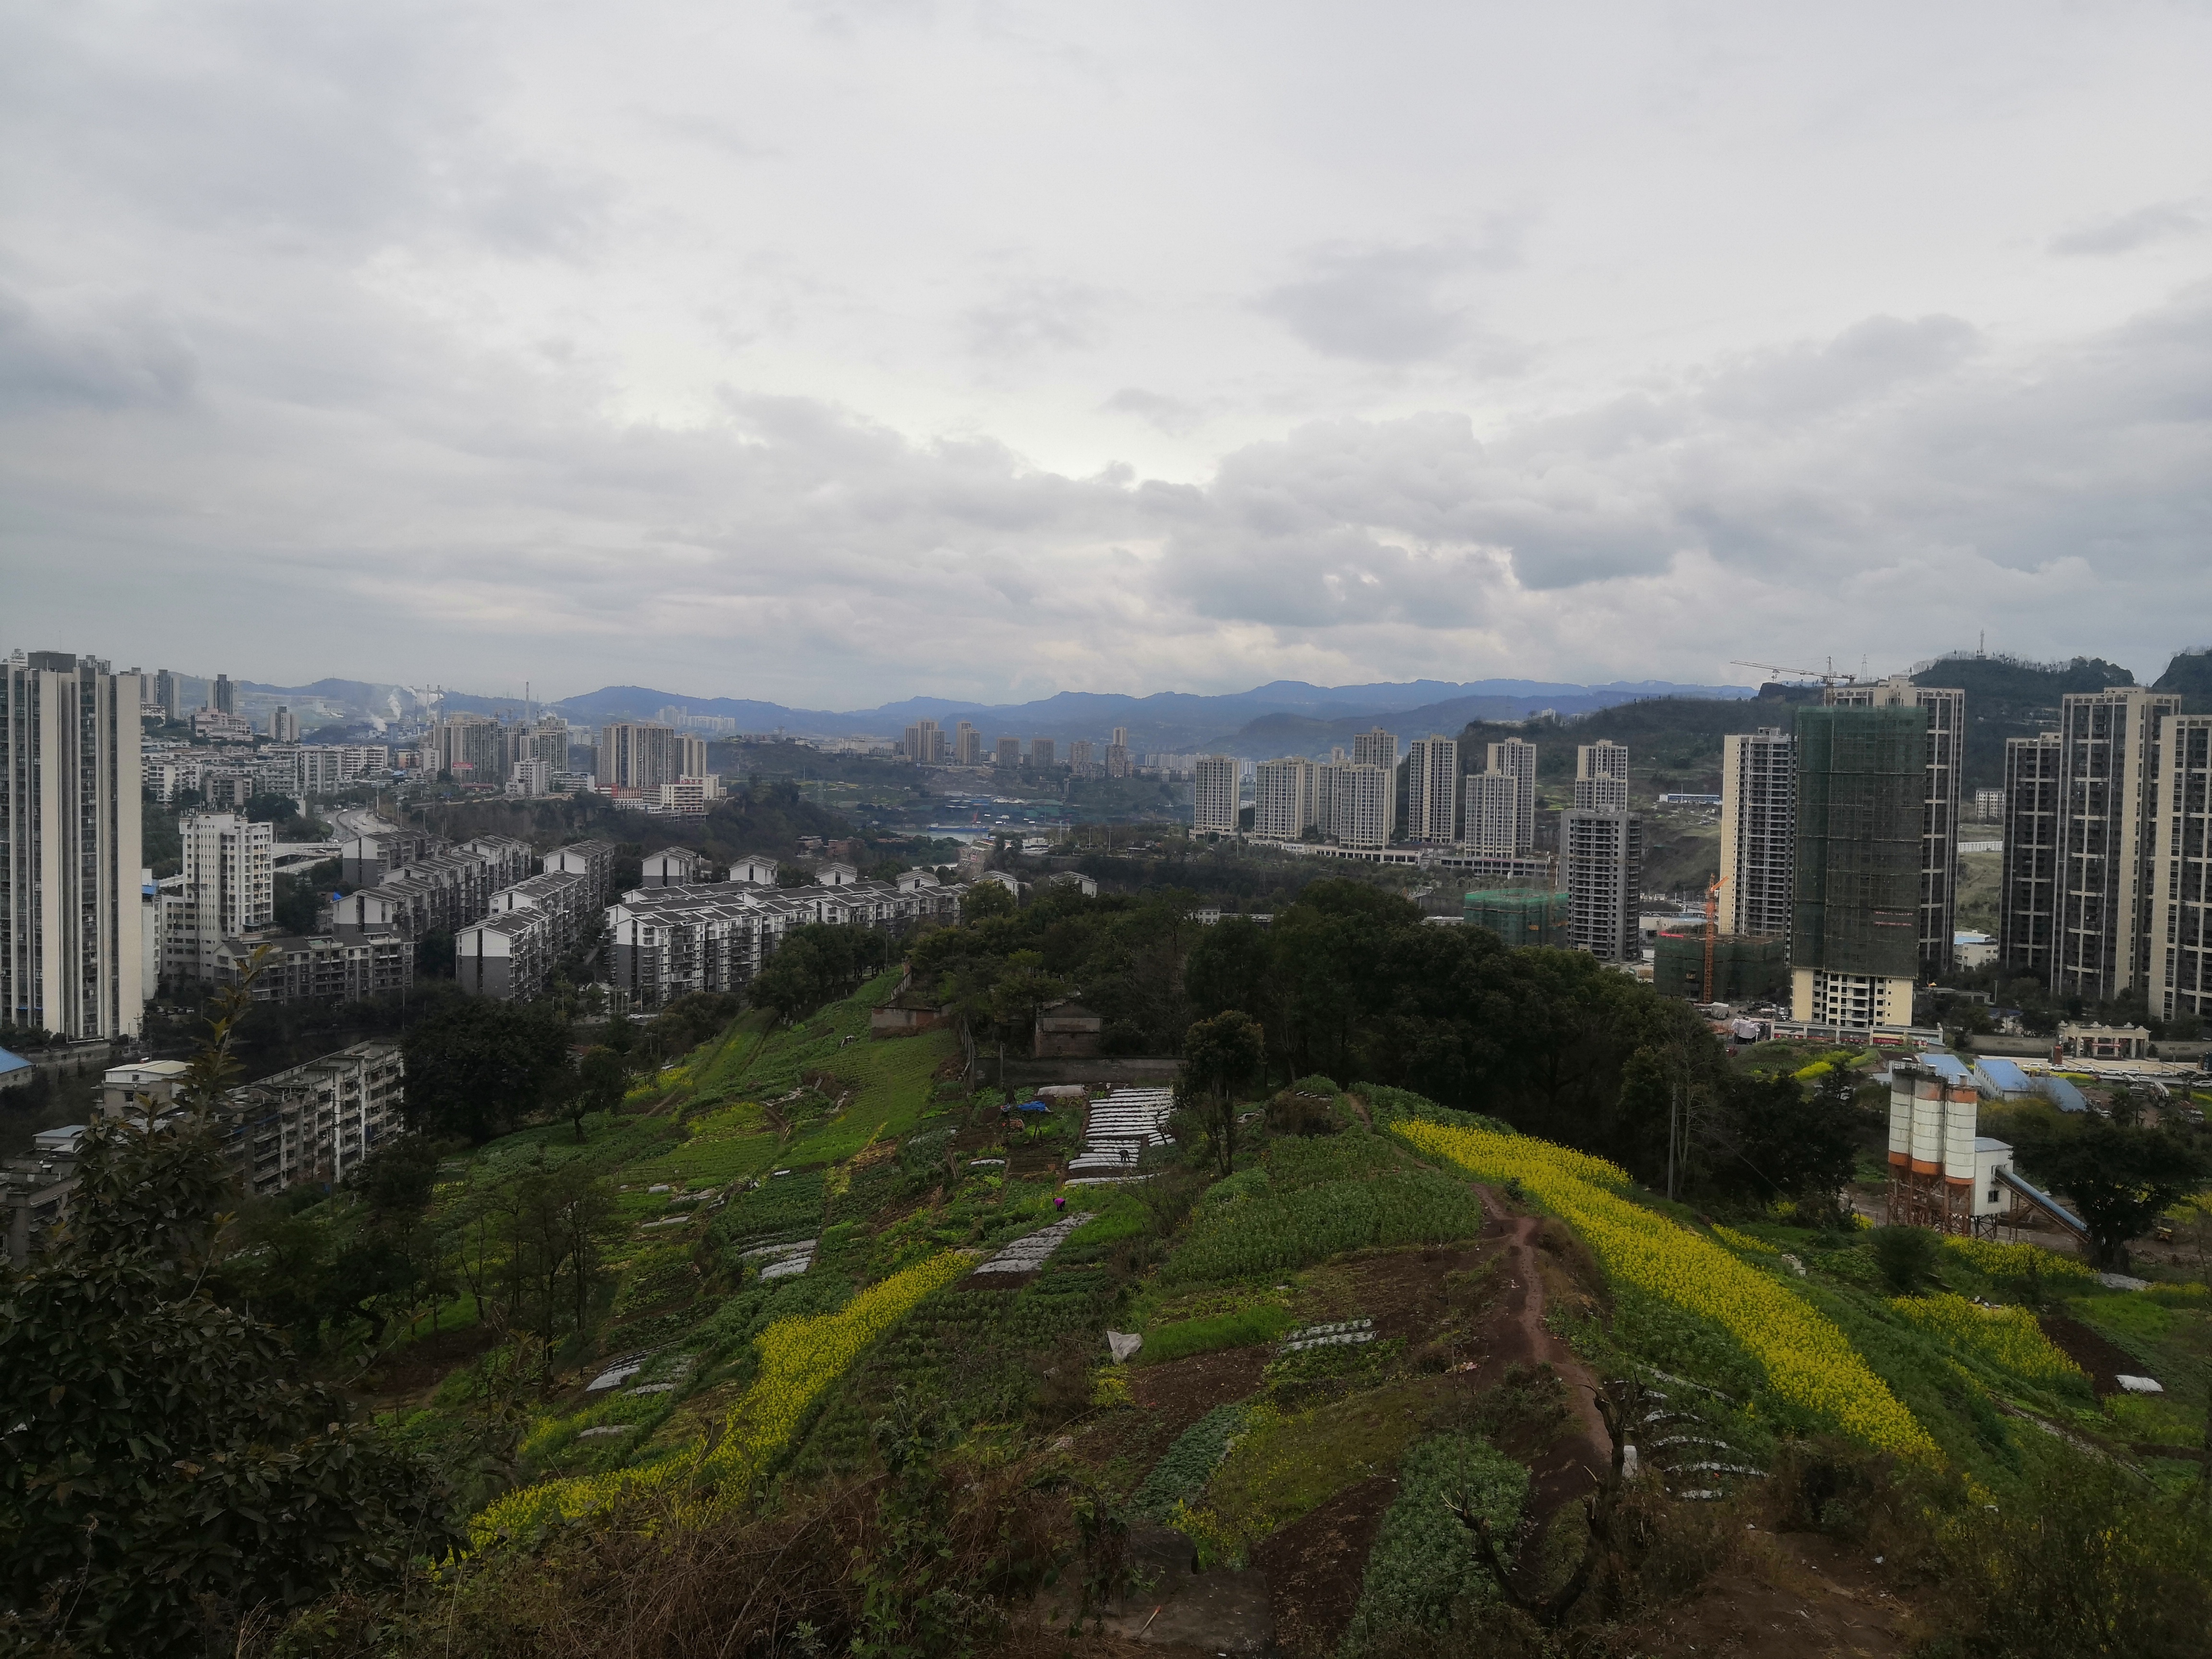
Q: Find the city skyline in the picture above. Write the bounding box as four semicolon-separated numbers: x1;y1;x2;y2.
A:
5;4;2212;704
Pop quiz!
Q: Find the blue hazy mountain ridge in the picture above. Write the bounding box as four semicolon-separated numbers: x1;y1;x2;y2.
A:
506;677;1756;750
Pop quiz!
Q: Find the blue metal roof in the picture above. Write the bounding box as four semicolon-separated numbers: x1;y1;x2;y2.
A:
1974;1058;2035;1095
0;1047;30;1078
1919;1051;1975;1083
2037;1074;2090;1114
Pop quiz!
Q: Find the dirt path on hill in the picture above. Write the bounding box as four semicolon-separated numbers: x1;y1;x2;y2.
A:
1474;1190;1616;1524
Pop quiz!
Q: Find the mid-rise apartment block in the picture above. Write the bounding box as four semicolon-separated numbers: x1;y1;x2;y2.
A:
1826;675;1963;977
2053;687;2182;1002
1564;808;1642;961
216;1041;404;1195
1997;732;2064;978
1192;754;1240;834
1253;757;1320;840
1463;770;1521;854
1719;728;1795;938
901;718;942;764
165;812;274;981
1404;736;1459;843
1485;739;1539;852
2;651;144;1038
1030;737;1055;769
216;932;412;1004
599;721;682;792
1351;727;1399;771
995;736;1020;769
1790;705;1924;1030
1572;741;1628;813
1106;727;1133;778
1320;763;1394;851
2150;714;2212;1027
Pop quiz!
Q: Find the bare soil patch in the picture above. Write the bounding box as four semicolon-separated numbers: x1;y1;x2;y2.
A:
1617;1529;1920;1657
2038;1311;2148;1395
1249;1473;1399;1657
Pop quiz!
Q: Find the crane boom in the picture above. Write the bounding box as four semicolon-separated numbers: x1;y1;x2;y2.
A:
1729;657;1860;686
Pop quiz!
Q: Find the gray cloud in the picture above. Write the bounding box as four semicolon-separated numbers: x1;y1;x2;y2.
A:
0;289;197;412
2051;204;2203;257
1103;386;1204;435
1255;242;1477;364
960;280;1111;359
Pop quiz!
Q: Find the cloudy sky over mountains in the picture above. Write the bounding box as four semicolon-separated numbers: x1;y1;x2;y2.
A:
4;0;2210;703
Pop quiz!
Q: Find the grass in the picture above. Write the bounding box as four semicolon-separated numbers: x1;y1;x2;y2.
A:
1203;1376;1460;1554
1139;1304;1297;1365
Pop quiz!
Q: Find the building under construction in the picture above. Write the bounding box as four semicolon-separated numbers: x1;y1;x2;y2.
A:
1464;887;1571;950
1653;931;1788;1002
1791;705;1925;1029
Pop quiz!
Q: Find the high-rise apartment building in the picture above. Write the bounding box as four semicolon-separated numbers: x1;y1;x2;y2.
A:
1485;739;1539;852
1463;770;1521;853
598;721;682;792
1351;727;1398;771
953;721;982;766
1404;735;1459;843
1253;757;1319;841
1825;675;1963;977
1030;737;1054;769
1791;705;1924;1030
1069;737;1094;775
676;733;709;781
153;669;180;721
901;718;942;764
436;714;504;781
2150;714;2212;1027
165;812;274;981
1719;729;1795;938
1106;727;1133;778
211;673;235;716
268;705;300;743
995;736;1020;769
2054;687;2183;1002
1997;733;2063;978
1572;741;1629;813
1564;808;1642;961
2;651;144;1038
1192;754;1240;834
1320;763;1393;851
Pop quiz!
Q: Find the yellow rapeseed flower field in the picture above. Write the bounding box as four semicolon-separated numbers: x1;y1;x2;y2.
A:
1395;1120;1936;1459
1937;1235;2096;1284
474;1250;970;1543
1889;1293;2087;1384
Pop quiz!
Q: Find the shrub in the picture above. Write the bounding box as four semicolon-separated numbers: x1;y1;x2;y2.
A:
1868;1226;1940;1295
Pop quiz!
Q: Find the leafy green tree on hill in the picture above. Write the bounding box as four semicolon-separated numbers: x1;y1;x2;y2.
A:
2010;1112;2212;1270
401;999;573;1143
0;977;461;1656
1178;1009;1264;1176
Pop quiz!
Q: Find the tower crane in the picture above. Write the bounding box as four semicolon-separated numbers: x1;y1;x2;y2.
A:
1729;658;1860;687
1703;874;1733;1004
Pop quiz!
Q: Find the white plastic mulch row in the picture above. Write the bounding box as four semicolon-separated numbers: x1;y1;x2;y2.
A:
1283;1316;1374;1353
1066;1087;1178;1177
974;1211;1094;1274
740;1238;817;1281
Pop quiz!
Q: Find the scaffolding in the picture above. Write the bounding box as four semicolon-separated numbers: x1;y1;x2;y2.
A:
1792;706;1925;981
1653;931;1788;1002
1465;887;1571;950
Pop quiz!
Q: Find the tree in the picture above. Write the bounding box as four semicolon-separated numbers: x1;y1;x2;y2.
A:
1703;1070;1863;1222
1869;1225;1941;1293
572;1046;630;1138
401;999;573;1143
0;978;463;1654
1177;1010;1264;1177
962;879;1017;921
2013;1115;2212;1270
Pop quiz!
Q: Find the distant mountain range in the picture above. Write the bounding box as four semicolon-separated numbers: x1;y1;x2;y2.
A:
239;675;1757;753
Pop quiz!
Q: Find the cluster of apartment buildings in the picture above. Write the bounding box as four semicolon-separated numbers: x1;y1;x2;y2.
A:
898;717;1137;780
1991;689;2212;1027
604;853;966;1011
4;1040;409;1266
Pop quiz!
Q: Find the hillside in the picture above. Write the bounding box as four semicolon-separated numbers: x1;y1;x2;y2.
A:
252;967;2212;1651
1909;653;2140;791
2154;646;2212;713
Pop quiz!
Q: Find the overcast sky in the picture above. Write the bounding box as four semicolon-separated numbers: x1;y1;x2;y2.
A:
4;1;2210;707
